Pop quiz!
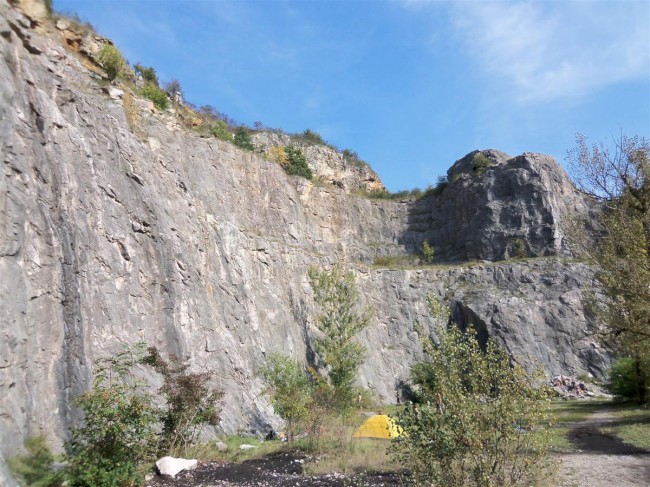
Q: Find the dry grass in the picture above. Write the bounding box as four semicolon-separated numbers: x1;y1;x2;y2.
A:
300;414;398;475
122;88;147;140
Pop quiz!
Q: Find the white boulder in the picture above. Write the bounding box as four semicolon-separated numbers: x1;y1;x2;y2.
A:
155;456;198;478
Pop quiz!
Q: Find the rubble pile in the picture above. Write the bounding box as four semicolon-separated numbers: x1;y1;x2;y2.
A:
550;375;595;399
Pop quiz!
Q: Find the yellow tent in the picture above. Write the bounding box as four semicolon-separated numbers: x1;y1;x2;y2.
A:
352;414;402;439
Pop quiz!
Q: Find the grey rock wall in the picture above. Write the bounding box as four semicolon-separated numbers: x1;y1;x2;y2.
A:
398;149;593;261
0;2;608;480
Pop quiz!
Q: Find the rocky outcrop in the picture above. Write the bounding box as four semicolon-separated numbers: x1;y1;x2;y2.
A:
397;149;594;261
252;131;385;193
0;2;609;483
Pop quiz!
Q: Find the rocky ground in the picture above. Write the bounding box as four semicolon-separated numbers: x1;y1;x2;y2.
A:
148;452;401;487
148;408;649;487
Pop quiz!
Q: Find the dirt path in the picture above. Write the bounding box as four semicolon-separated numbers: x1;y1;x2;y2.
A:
556;410;650;487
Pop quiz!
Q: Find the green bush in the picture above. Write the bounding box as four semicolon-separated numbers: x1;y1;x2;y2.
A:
141;83;169;110
472;152;495;175
62;343;223;485
142;347;223;453
233;127;255;151
261;354;313;442
133;63;159;86
608;357;643;399
285;145;313;179
422;241;434;264
8;436;63;487
96;44;125;81
341;148;368;168
65;383;157;487
391;297;553;486
211;120;232;141
510;238;527;259
300;129;325;145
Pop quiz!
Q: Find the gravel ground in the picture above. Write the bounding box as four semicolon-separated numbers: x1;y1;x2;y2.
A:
148;410;649;486
147;452;402;487
556;410;650;487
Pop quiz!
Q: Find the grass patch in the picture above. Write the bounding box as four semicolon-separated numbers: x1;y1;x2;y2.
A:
545;399;650;452
372;255;420;267
300;414;399;476
551;399;613;424
182;435;285;463
181;414;401;476
602;406;650;450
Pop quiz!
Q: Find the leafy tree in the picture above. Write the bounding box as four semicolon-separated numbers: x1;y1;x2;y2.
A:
392;297;553;486
96;44;125;81
308;265;372;412
285;145;312;179
233;127;255;151
567;133;650;403
260;354;313;442
142;347;222;453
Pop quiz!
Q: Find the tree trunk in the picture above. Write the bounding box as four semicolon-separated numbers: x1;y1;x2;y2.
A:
635;356;647;404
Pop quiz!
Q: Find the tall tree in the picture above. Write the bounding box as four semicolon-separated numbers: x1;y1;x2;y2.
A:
567;133;650;402
308;265;372;411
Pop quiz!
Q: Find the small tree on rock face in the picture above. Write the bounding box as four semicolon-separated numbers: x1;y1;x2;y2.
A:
97;44;125;81
391;297;553;487
163;79;183;102
308;265;372;412
266;145;288;166
422;240;434;264
285;145;313;179
233;127;255;151
133;63;159;86
211;120;231;141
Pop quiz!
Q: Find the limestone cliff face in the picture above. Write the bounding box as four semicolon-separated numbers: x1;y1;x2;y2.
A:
0;2;608;483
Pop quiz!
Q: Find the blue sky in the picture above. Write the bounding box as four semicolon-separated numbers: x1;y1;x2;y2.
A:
54;0;650;191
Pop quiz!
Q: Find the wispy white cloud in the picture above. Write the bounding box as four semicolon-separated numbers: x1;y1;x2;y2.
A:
444;1;649;104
